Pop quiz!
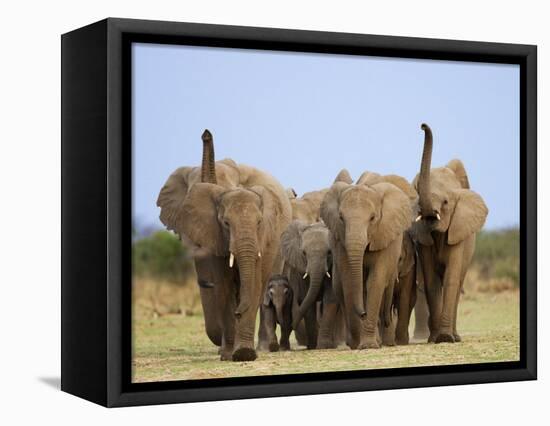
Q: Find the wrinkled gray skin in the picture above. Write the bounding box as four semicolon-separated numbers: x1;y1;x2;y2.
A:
413;123;488;343
389;231;417;345
261;275;293;351
280;221;343;349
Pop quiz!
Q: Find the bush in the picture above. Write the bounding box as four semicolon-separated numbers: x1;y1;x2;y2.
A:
473;228;519;287
132;231;194;283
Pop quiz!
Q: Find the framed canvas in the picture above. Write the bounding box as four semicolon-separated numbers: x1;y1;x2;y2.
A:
61;18;537;407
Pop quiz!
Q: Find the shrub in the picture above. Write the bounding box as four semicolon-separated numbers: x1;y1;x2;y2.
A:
132;231;194;283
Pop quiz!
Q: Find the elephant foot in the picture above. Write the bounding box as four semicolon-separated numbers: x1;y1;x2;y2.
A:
395;333;409;346
317;340;336;350
453;333;462;342
268;342;280;352
435;333;455;344
279;342;291;351
358;340;380;350
256;341;271;352
232;347;258;362
382;336;396;347
220;350;233;361
428;333;438;343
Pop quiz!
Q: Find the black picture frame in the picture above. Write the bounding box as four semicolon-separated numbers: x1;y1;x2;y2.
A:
61;17;537;407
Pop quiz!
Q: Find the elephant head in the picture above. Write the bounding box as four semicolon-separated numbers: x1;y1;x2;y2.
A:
414;123;488;245
262;274;292;323
321;181;412;323
280;221;332;329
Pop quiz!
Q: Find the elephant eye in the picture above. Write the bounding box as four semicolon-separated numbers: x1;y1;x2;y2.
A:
370;214;375;221
339;213;344;221
223;220;230;228
443;199;449;205
283;288;288;294
269;288;274;296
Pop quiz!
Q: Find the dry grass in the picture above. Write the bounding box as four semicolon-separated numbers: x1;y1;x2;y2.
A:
132;278;519;383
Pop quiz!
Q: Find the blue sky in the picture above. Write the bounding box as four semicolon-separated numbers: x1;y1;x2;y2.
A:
132;43;519;231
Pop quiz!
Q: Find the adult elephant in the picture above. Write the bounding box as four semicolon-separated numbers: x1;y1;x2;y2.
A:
355;172;418;346
321;177;413;349
413;123;488;343
157;130;292;361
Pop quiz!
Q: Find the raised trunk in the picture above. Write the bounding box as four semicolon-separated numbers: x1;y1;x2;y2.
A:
418;123;434;215
293;269;324;330
201;129;217;184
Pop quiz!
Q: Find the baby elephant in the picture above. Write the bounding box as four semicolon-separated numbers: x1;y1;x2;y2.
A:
261;275;293;352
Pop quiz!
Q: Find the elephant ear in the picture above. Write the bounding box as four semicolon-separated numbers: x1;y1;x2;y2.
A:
280;220;308;271
369;182;412;251
157;167;194;233
447;159;470;189
320;182;348;242
356;170;381;186
333;169;353;184
379;175;417;203
178;183;227;256
448;189;488;245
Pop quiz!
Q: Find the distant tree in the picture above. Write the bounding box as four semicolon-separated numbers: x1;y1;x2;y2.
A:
132;231;194;283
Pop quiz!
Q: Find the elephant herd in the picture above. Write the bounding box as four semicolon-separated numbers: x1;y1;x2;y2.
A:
157;124;489;362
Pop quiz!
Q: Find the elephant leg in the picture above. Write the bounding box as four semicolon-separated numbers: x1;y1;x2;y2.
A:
358;269;387;350
419;245;442;343
261;305;279;352
381;284;395;346
303;305;318;349
452;282;463;342
396;268;416;345
280;310;292;351
317;302;339;349
413;286;430;340
217;278;237;361
256;308;271;351
436;248;464;344
195;258;222;346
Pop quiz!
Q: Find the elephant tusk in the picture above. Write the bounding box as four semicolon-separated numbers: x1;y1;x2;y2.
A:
436;213;441;221
415;214;422;222
229;252;234;268
326;271;331;278
303;272;308;280
258;251;261;258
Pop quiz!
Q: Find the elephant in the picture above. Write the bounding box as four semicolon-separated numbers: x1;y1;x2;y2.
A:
288;169;353;223
320;175;413;349
280;220;346;349
157;130;292;361
260;275;293;351
353;171;418;346
412;123;488;343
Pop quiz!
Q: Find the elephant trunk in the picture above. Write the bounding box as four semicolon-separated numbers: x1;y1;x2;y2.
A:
293;267;324;330
201;129;217;184
344;239;368;320
418;123;434;216
234;236;258;318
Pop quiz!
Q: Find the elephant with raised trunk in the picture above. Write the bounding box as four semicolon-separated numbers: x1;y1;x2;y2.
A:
412;123;488;343
321;176;413;349
157;130;292;361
